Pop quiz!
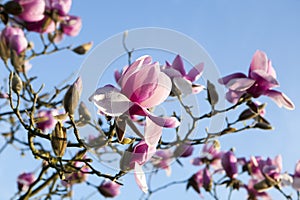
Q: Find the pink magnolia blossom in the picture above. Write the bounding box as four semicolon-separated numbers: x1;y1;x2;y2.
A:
191;142;223;170
98;180;121;198
243;155;282;182
292;160;300;191
221;151;238;179
17;172;35;191
90;55;180;128
15;0;46;22
129;140;156;193
190;168;212;194
61;15;82;36
219;50;294;110
151;149;173;176
1;26;28;54
45;0;72;16
36;109;58;132
162;55;204;94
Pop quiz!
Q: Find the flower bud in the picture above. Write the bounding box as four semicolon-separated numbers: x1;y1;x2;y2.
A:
63;77;82;115
254;122;273;130
51;121;67;157
72;42;93;55
61;15;82;36
26;16;56;33
221;150;238;179
98;180;121;198
11;72;23;94
203;168;212;192
78;101;91;122
15;0;46;22
207;80;218;107
17;172;35;191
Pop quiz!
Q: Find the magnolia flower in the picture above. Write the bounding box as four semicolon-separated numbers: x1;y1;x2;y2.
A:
14;0;46;22
61;15;82;36
191;142;223;170
17;172;35;191
188;168;212;194
221;151;238;179
1;26;28;55
98;180;121;198
162;55;204;95
292;160;300;191
151;149;173;176
219;50;294;110
36;109;58;132
45;0;72;16
90;55;180;128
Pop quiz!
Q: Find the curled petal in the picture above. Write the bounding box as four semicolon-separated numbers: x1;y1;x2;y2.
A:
218;73;247;85
186;62;204;82
89;85;133;116
134;163;148;193
192;84;205;94
264;90;295;110
226;78;255;91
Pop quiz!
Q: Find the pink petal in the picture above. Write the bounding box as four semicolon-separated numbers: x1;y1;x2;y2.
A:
144;117;162;147
171;55;186;76
134;163;148;193
191;158;202;166
293;177;300;191
267;60;277;79
185;62;204;82
225;90;245;104
295;161;300;177
250;70;279;88
138;70;172;108
129;104;180;128
89;85;134;116
274;155;282;172
264;90;295;110
218;73;247;85
226;78;255;91
249;50;269;73
119;56;152;87
114;70;122;83
121;63;160;104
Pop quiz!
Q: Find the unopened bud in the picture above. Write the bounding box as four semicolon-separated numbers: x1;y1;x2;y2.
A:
11;50;25;71
0;39;10;61
78;101;91;122
254;122;273;130
207;80;218;107
11;72;22;94
63;77;82;115
253;179;274;192
51;122;67;157
237;109;257;121
220;127;237;135
72;42;93;55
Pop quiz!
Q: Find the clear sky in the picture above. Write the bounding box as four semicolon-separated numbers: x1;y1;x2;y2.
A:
1;0;300;199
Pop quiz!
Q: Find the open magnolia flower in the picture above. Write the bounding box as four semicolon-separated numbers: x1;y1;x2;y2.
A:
219;50;295;110
162;55;204;95
90;55;180;128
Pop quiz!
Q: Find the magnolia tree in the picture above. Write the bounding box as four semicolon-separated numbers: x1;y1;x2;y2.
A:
0;0;299;200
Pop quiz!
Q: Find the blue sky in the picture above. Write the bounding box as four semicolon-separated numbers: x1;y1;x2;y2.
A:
1;0;300;199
